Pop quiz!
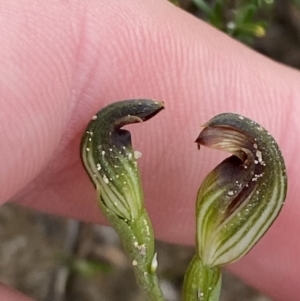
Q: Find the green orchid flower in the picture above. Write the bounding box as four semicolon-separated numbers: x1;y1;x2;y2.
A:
81;99;165;301
183;113;287;301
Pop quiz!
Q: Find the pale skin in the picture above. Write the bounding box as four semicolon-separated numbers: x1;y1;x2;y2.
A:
1;0;300;300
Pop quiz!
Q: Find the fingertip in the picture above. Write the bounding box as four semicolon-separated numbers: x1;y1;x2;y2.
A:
0;284;35;301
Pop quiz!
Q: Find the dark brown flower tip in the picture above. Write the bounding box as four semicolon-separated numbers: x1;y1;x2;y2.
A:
83;99;164;151
196;113;286;173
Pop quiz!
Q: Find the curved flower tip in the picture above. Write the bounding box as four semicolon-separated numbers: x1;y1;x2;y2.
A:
195;113;287;266
81;99;164;221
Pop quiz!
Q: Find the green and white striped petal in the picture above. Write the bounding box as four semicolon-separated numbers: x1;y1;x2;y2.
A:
195;113;287;267
81;99;164;222
80;99;166;301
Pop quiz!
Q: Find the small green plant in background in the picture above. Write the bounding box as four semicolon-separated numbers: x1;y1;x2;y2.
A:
292;0;300;6
81;99;287;301
171;0;274;45
169;0;300;45
167;0;275;45
192;0;274;44
169;0;180;5
58;253;112;278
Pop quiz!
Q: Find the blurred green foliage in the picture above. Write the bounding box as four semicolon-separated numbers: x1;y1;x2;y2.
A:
71;258;112;278
191;0;274;44
169;0;180;5
292;0;300;6
57;252;112;278
168;0;300;46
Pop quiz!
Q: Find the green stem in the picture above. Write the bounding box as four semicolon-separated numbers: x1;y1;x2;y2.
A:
183;255;221;301
100;203;165;301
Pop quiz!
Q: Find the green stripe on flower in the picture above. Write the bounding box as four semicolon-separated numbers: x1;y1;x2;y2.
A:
80;99;166;301
195;113;287;266
81;99;164;222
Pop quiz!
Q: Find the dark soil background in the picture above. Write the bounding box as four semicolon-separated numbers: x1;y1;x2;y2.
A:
1;1;299;300
0;204;274;301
